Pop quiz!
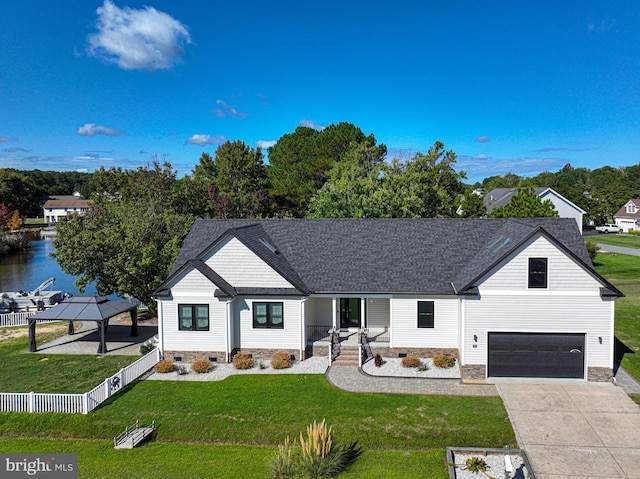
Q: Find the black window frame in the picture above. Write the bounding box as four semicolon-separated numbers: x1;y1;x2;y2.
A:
417;301;434;328
253;302;284;329
178;304;210;331
528;257;548;289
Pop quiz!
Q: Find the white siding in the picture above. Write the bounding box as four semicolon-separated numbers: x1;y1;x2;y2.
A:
540;190;584;232
234;298;302;350
463;294;614;368
161;298;228;352
203;236;294;288
391;296;458;348
478;236;601;292
170;268;216;294
367;298;389;328
305;297;333;326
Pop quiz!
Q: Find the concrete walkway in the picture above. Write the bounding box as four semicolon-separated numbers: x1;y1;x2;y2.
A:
497;382;640;478
615;367;640;394
326;365;498;396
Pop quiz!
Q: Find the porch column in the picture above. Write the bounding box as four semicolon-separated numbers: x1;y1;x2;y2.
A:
332;297;337;330
360;298;366;329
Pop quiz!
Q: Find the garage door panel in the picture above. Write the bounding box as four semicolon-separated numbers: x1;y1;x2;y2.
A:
488;333;585;379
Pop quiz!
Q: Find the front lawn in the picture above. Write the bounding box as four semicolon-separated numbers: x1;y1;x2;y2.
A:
593;252;640;380
0;439;449;479
0;326;139;393
586;234;640;249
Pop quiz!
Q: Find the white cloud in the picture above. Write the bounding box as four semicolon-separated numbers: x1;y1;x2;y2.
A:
474;136;491;143
186;134;226;146
457;154;566;182
587;19;616;32
299;119;324;131
87;1;191;71
0;137;17;142
4;147;29;153
257;140;277;149
77;123;123;136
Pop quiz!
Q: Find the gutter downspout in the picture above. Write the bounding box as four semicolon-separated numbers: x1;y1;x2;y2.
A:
225;299;233;363
300;298;308;360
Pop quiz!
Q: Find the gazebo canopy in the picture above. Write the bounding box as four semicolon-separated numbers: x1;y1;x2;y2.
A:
28;296;139;354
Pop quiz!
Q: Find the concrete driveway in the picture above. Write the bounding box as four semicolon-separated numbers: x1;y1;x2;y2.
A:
497;382;640;478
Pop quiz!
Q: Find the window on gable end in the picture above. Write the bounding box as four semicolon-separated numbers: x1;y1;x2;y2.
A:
417;301;434;328
528;258;548;288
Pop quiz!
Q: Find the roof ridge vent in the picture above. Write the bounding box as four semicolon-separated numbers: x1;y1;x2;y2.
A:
258;237;279;254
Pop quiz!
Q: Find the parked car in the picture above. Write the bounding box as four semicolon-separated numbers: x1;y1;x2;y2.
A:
595;224;620;233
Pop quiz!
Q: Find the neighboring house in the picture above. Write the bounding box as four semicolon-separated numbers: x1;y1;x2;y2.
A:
153;218;622;382
42;193;91;223
484;187;586;233
613;199;640;232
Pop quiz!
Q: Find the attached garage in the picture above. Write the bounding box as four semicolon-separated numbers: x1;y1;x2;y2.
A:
488;332;585;379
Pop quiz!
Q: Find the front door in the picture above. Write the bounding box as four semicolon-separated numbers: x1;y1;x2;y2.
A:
340;298;361;329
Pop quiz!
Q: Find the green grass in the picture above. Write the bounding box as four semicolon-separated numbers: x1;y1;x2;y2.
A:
586;234;640;249
0;326;139;393
593;252;640;379
0;376;514;450
0;375;493;478
0;439;449;479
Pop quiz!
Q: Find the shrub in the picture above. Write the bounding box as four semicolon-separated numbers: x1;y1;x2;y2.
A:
271;351;292;369
139;341;155;355
401;356;421;368
191;358;212;373
629;229;640;236
433;354;455;368
232;352;254;369
153;359;176;373
374;353;383;368
269;420;362;479
585;241;600;263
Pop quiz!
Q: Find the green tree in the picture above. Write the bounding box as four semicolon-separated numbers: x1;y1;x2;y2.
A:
53;162;194;309
457;190;487;218
193;141;268;218
489;188;558;218
267;122;375;217
309;141;466;218
0;169;41;217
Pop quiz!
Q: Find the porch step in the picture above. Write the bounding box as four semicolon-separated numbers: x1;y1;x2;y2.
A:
332;346;360;366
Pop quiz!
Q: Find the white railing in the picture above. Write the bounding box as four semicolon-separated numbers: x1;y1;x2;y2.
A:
0;348;161;414
0;311;59;328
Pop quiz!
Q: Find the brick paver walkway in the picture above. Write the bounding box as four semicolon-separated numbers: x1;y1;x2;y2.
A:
326;365;498;396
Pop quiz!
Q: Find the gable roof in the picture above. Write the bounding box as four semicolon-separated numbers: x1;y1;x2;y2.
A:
159;217;616;297
483;187;585;214
614;199;640;220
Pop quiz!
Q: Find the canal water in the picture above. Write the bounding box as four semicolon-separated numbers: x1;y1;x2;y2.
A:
0;238;108;297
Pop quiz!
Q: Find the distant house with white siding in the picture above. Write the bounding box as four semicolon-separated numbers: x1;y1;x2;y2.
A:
484;187;586;233
153;218;621;382
613;199;640;232
42;192;91;223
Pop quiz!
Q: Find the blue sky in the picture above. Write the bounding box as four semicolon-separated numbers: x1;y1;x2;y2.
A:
1;1;639;183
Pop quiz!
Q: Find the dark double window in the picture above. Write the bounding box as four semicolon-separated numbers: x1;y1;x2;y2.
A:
253;302;284;329
528;258;548;288
417;301;434;328
178;304;210;331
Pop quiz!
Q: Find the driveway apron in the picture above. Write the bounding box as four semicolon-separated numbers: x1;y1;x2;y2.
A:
497;383;640;478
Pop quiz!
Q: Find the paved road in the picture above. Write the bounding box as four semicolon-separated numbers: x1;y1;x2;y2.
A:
596;243;640;257
497;382;640;478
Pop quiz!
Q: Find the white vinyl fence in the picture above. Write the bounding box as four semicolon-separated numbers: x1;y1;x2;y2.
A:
0;348;161;414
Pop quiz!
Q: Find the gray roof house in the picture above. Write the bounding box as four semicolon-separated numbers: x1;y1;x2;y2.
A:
154;218;621;382
484;187;586;232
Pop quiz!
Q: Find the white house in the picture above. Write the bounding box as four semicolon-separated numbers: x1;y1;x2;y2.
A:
484;188;586;233
614;199;640;232
42;193;91;223
153;218;621;382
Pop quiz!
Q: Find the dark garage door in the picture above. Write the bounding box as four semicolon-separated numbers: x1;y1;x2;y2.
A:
488;333;585;379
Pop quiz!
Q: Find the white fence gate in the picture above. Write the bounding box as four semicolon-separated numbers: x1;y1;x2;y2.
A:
0;348;161;414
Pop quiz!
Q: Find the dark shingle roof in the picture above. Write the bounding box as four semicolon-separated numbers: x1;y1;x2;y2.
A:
483;187;548;213
164;217;600;296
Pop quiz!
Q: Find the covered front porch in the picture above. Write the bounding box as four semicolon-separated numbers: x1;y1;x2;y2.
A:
304;296;390;347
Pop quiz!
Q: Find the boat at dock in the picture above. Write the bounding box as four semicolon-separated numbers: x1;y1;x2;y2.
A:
0;278;63;313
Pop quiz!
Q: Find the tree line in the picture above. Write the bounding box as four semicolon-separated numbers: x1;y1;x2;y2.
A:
2;121;636;306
